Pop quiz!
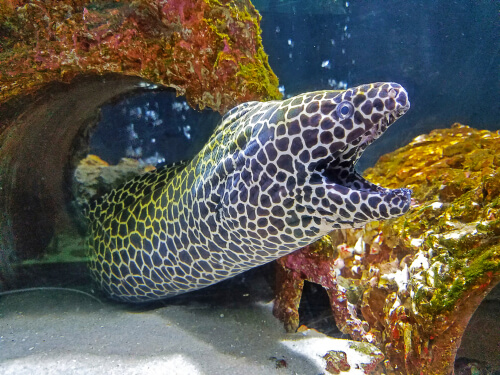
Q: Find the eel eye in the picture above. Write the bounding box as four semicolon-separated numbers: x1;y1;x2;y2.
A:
336;101;354;120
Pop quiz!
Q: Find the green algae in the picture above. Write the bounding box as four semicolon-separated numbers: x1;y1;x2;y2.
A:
420;239;499;313
348;341;382;357
237;52;281;101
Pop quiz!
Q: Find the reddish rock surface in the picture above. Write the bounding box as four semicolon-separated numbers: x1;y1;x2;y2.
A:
0;0;280;114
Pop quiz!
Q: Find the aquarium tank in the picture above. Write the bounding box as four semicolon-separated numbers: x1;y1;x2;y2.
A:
0;1;498;374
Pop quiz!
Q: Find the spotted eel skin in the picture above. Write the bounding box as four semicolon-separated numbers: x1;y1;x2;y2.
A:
87;82;412;302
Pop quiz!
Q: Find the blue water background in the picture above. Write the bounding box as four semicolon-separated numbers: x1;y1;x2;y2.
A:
258;0;499;169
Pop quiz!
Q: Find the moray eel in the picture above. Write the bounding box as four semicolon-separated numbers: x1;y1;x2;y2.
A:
87;82;411;302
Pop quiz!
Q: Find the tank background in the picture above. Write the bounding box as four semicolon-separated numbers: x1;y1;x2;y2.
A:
258;0;499;170
90;91;222;166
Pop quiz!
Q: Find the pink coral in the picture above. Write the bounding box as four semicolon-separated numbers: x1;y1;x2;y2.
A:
0;0;281;113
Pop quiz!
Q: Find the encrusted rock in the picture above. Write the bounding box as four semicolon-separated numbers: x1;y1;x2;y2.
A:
323;350;350;374
0;0;280;114
274;124;500;374
73;155;155;210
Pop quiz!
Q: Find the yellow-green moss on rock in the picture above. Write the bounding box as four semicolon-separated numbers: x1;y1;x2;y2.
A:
275;124;500;374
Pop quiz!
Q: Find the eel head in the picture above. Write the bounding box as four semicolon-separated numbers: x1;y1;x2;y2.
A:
230;82;412;232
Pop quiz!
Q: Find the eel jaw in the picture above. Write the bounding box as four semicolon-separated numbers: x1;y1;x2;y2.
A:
313;167;412;229
361;100;410;150
309;87;412;227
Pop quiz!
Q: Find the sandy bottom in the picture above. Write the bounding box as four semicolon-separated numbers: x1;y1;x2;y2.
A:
0;274;379;375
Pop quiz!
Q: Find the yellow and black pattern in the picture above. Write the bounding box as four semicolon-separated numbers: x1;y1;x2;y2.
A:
87;82;412;302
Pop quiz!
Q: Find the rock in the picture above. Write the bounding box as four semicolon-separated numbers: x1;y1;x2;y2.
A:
0;0;281;114
274;124;500;374
73;155;155;210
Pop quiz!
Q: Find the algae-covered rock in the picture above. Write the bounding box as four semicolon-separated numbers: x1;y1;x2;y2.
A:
0;0;281;114
0;0;280;286
274;124;500;374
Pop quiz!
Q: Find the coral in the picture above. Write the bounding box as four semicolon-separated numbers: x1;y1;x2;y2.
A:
0;0;281;113
274;124;500;374
274;237;374;343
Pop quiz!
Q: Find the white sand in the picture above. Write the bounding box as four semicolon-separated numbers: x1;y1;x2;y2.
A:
1;287;379;374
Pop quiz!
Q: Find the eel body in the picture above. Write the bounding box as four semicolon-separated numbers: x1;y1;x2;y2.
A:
87;82;412;302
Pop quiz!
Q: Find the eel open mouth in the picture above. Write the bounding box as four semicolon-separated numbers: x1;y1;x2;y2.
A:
315;166;412;228
307;83;412;227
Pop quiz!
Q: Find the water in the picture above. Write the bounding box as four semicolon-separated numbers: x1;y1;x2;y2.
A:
1;1;499;374
259;0;498;170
